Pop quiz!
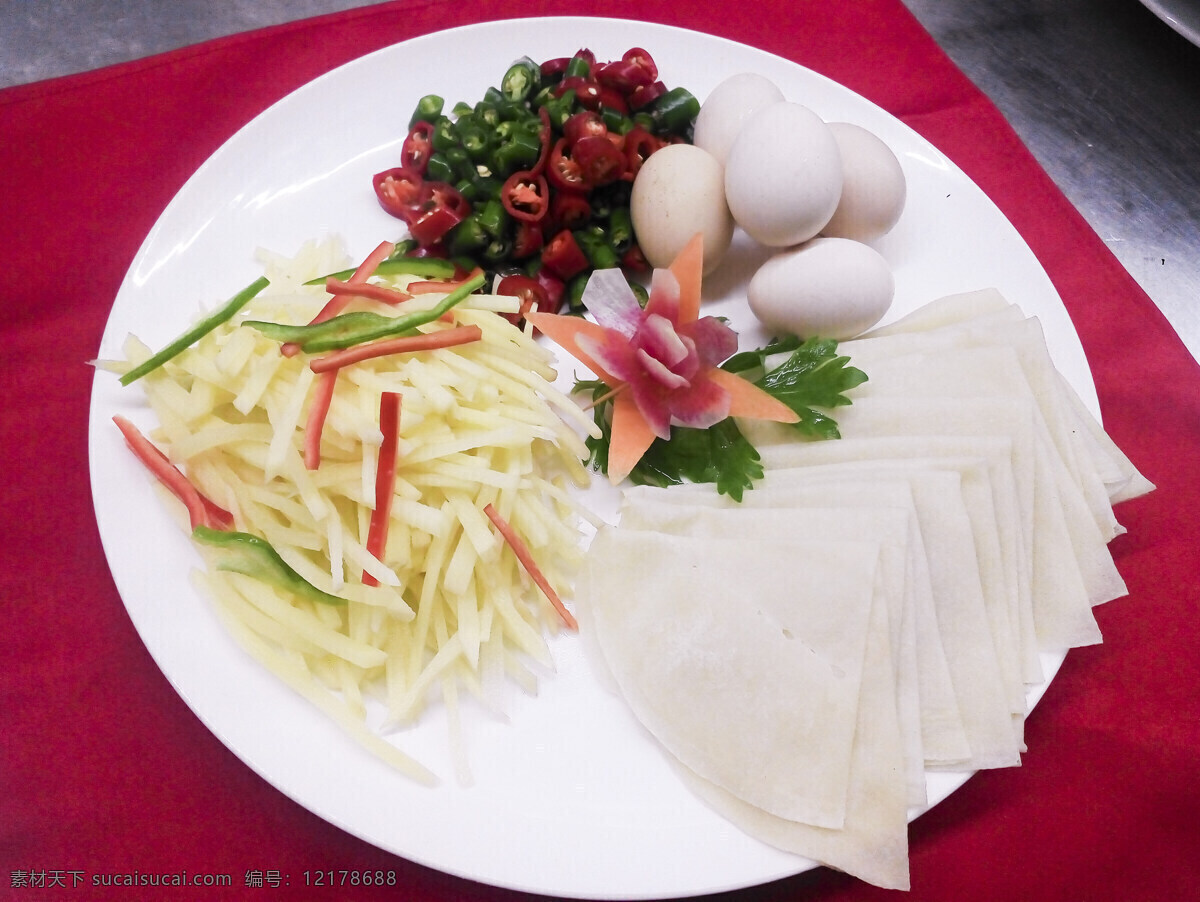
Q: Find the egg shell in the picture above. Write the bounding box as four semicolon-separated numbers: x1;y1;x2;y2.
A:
693;73;787;167
631;143;733;274
724;102;843;248
747;237;894;340
821;122;907;242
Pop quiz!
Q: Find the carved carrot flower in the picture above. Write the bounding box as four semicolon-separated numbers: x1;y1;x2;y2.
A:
527;234;799;483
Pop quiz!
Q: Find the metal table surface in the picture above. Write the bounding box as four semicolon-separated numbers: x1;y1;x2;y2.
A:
3;0;1197;362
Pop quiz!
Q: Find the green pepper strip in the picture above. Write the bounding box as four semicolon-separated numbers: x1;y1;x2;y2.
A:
246;272;485;353
119;276;270;386
193;525;346;606
305;257;458;285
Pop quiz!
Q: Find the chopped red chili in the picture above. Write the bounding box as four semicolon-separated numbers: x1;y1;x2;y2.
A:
400;121;435;175
496;274;553;325
372;167;424;222
550;191;592;232
540;229;590;280
572;135;626;186
547;138;587;193
408;181;470;245
501;171;550;223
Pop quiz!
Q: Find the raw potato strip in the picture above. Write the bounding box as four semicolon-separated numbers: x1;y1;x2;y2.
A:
125;241;593;782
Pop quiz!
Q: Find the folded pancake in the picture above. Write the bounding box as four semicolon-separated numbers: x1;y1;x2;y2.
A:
579;529;882;830
619;499;927;806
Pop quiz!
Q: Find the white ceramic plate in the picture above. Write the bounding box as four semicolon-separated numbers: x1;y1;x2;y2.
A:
89;17;1087;900
1139;0;1200;46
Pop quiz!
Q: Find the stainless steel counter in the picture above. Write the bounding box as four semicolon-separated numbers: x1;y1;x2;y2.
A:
3;0;1196;361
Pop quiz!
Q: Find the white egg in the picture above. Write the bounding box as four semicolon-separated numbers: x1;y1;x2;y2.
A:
693;73;787;167
747;237;894;339
821;122;907;242
631;143;733;274
724;102;843;248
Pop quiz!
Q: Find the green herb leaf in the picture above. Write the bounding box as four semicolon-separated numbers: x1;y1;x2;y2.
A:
727;336;869;440
576;337;867;500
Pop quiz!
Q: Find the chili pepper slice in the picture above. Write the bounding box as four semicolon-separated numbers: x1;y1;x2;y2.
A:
563;110;608;146
540;229;590;280
193;525;346;605
547;137;587;193
595;59;655;94
564;52;593;79
496;273;552;325
572;135;626;186
557;75;601;110
512;220;544;259
550;191;592;232
401;121;435;175
651;86;701;134
408;181;471;246
372;167;424;222
595;86;630;116
530;105;552;176
622;125;662;180
408;94;444;130
622;47;659;83
500;171;549;223
539;57;570;81
501;56;541;102
628;80;668;111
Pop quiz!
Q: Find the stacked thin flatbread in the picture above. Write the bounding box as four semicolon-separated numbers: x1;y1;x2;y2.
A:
574;289;1153;890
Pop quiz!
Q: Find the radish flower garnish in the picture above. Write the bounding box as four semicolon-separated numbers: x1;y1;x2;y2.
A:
527;234;799;483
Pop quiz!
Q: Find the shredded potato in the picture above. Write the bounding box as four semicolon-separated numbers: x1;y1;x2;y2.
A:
120;240;599;783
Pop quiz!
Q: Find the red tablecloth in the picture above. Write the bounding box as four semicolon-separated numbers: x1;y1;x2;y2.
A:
4;1;1199;899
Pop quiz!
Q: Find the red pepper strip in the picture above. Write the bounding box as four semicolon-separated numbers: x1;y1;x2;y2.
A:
112;415;233;531
363;392;402;587
501;171;550;223
303;369;338;470
283;240;396;357
407;267;486;295
483;503;577;631
309;325;482;374
324;277;413;306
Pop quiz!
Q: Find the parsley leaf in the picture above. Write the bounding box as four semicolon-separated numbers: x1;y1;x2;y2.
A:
725;336;869;440
575;337;867;499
